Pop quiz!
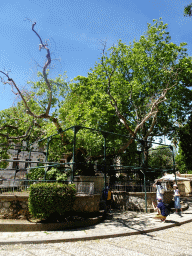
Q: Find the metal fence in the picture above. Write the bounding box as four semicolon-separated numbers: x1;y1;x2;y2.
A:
0;180;95;195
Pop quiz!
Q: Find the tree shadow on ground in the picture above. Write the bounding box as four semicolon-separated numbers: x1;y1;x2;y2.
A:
37;211;104;224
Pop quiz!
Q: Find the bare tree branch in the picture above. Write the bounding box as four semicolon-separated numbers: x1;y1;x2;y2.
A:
0;22;66;138
0;22;52;119
32;22;52;117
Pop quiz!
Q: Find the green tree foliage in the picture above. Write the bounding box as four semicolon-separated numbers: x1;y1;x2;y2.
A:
0;102;46;168
176;115;192;172
148;146;173;170
1;19;192;177
0;73;70;166
184;3;192;17
27;167;45;180
27;71;68;122
60;19;192;158
0;101;46;143
0;149;9;169
28;167;68;181
146;145;174;180
175;147;188;173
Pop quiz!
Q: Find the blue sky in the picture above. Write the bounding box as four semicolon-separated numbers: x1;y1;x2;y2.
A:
0;0;192;111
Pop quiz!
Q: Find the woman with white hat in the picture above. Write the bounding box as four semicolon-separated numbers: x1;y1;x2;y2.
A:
173;184;182;215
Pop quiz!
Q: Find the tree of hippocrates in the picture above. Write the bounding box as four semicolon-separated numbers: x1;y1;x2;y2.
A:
60;19;192;168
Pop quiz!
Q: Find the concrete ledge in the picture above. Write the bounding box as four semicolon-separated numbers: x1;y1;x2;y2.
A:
0;213;104;232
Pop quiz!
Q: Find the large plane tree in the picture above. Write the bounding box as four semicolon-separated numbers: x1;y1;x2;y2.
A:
60;19;192;165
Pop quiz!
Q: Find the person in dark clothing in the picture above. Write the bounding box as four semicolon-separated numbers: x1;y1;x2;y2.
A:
152;199;167;222
102;186;113;212
106;187;113;212
102;186;109;201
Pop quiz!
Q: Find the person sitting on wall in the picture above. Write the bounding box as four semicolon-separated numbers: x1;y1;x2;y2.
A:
152;199;168;222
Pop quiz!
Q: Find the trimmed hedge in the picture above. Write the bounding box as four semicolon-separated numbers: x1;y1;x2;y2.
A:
28;183;76;219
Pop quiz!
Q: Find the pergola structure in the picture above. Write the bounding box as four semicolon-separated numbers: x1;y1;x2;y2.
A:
0;125;175;212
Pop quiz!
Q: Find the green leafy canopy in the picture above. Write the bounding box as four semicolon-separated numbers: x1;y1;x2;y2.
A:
60;19;192;155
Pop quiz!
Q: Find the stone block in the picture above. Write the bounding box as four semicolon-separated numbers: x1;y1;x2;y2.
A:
3;202;10;208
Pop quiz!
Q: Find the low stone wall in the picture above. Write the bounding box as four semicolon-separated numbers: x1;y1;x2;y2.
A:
73;194;101;213
112;191;173;212
0;195;29;219
73;176;109;194
0;194;101;219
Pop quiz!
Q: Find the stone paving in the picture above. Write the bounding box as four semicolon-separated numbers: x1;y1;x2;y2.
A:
0;199;191;255
0;220;192;255
0;204;191;244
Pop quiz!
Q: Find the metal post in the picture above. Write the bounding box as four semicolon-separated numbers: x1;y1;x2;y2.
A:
13;148;21;193
44;137;50;180
104;135;107;188
141;140;148;213
143;170;147;213
170;146;177;185
72;127;76;183
27;145;32;179
25;145;32;185
72;126;81;183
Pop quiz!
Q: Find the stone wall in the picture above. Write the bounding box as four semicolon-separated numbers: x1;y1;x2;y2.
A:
0;194;101;219
178;181;192;196
73;194;101;213
112;191;173;212
73;176;109;194
0;195;29;219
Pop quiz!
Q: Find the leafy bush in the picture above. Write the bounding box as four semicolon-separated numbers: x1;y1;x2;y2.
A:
28;183;76;219
0;149;9;169
27;167;45;180
28;167;68;181
56;173;67;182
46;168;68;181
45;168;58;180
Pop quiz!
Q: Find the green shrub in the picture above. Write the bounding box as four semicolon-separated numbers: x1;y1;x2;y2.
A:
46;168;58;180
28;167;45;180
28;167;68;182
46;168;68;181
0;150;9;169
28;183;76;219
56;173;67;182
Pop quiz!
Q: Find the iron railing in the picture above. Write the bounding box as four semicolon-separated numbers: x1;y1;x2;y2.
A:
0;180;95;195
